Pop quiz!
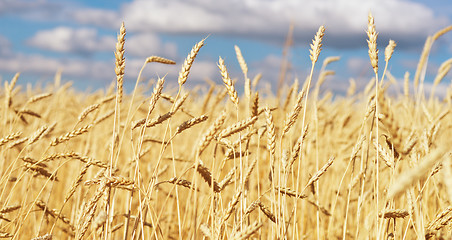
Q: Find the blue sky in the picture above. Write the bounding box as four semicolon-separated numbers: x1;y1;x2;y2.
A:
1;0;451;95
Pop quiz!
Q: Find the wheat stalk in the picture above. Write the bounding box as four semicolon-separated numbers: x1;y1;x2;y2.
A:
5;72;19;108
145;56;176;65
50;124;92;146
373;140;393;168
196;159;221;192
0;205;21;214
219;166;237;191
251;73;262;91
404;71;410;97
218;116;257;139
231;221;262;240
93;109;114;125
148;76;165;118
384;40;396;63
310;26;325;64
388;148;448;198
76;179;107;240
258;202;276;223
28;125;49;145
114;22;126;103
178;38;205;87
35;200;73;229
367;12;379;74
303;157;334;192
218;57;239;106
234;45;251;100
175;115;208;134
0;131;22;147
289;124;309;169
165;177;198;191
78;104;100;122
251;92;259;117
222;190;242;222
282;90;305;135
26;92;52;105
347;79;356;97
64;162;91;203
275;186;307;199
378;209;409;219
197;110;227;156
425;206;452;238
161;93;194;117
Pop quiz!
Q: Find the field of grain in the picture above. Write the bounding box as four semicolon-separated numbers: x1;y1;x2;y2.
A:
0;14;451;239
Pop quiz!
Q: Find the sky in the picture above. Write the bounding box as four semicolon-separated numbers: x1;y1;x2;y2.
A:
1;0;451;96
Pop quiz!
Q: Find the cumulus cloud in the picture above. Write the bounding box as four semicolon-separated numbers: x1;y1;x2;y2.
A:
0;35;12;57
126;33;178;59
26;27;179;58
27;27;116;55
71;8;120;29
0;51;216;87
72;0;449;49
2;0;450;94
0;53;113;80
0;0;68;21
250;54;284;86
347;57;373;76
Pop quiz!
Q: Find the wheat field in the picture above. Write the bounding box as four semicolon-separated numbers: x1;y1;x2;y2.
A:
0;13;451;239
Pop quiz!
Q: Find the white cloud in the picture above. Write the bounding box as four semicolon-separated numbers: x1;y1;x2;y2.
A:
347;57;373;76
0;53;112;80
27;27;179;58
246;54;305;92
250;54;283;86
27;27;116;55
72;0;448;49
126;33;178;59
0;0;61;16
0;51;216;87
134;58;219;86
71;8;120;29
187;60;219;84
0;35;12;56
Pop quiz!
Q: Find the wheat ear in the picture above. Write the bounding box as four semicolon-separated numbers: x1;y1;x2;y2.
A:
175;115;208;135
303;157;334;192
264;107;276;181
145;56;176;64
384;40;396;62
152;76;166;111
367;13;379;75
218;57;239;106
258;202;276;223
222;190;242;222
197;110;227;156
378;209;409;219
196;159;221;192
387;148;448;198
310;26;325;64
50;124;92;146
78;104;100;123
231;221;262;240
282;90;305;135
114;22;126;103
178;38;205;87
218;116;257;139
0;132;22;147
26;92;53;105
235;45;251;100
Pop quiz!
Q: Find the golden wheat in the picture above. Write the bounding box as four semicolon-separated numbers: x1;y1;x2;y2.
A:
0;14;451;240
